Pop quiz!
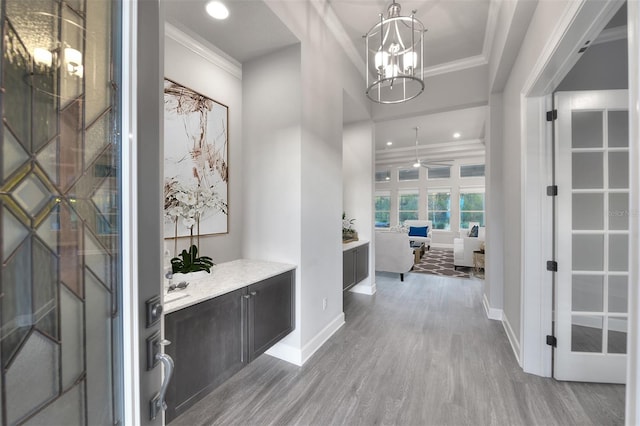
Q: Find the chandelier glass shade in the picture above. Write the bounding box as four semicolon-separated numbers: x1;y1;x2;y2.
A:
364;1;425;104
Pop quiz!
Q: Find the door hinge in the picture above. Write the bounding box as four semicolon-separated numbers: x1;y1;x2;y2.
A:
546;185;558;196
546;109;558;121
546;335;557;347
546;261;558;272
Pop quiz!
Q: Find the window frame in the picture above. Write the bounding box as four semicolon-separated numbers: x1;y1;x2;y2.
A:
427;166;451;180
459;187;485;229
375;191;391;228
427;188;451;230
398;167;420;182
397;189;419;224
459;164;486;178
375;169;391;183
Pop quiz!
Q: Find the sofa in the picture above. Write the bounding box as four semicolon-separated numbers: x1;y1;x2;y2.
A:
403;220;432;250
375;231;414;281
453;224;485;269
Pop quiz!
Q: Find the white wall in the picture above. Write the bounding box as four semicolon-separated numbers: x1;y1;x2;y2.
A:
242;44;304;353
164;30;243;264
497;0;577;348
343;120;375;294
485;93;504;318
374;158;485;245
556;38;628;91
243;0;368;364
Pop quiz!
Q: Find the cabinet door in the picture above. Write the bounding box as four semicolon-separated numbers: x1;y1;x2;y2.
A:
247;271;295;361
343;249;356;290
164;287;246;422
355;243;369;283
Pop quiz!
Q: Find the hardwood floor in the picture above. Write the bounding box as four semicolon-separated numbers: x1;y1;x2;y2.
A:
172;272;625;426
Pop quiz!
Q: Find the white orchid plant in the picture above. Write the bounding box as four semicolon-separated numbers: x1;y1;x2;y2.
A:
164;178;225;272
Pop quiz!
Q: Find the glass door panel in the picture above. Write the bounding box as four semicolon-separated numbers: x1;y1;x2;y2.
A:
0;0;122;424
555;90;629;383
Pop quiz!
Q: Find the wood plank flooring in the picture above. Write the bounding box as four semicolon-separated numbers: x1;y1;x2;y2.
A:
171;272;625;426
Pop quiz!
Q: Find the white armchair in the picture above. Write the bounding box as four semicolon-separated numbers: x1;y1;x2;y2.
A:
453;226;485;269
403;220;432;250
375;231;414;281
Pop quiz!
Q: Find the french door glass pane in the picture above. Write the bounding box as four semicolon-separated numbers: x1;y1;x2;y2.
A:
571;275;603;312
608;111;628;147
572;152;603;189
572;111;603;148
608;276;628;313
608;318;627;354
571;315;603;353
572;234;604;270
572;193;603;230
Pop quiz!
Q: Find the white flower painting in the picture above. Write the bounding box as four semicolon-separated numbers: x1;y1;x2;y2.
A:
164;79;228;237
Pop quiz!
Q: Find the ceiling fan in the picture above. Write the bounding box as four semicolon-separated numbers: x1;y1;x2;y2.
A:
411;127;453;168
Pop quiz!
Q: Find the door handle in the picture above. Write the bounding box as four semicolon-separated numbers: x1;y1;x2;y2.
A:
149;340;174;420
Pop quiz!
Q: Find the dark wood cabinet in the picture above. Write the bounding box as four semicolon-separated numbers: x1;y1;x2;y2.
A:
247;272;295;361
164;288;245;422
343;249;356;290
343;243;369;291
164;269;295;423
355;244;369;284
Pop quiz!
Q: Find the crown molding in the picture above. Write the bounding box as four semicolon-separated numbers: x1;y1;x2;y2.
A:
592;25;627;46
422;55;488;78
482;0;501;60
165;22;242;80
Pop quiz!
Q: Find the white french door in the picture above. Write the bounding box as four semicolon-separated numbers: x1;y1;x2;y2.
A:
554;90;629;383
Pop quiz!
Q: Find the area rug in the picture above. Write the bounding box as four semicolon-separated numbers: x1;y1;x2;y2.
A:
412;248;473;279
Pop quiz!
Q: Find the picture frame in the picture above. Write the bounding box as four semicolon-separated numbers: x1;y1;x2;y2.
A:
163;78;229;238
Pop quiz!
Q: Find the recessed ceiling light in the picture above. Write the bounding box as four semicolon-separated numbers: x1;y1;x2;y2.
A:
386;141;393;146
453;132;461;139
206;1;229;20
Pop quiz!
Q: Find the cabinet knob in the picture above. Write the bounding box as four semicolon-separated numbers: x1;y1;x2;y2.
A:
250;291;257;296
243;294;251;299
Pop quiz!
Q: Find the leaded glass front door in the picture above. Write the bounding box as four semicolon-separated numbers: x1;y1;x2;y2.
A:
1;0;123;423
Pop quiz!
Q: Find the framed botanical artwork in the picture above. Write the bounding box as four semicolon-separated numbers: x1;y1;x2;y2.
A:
163;78;228;239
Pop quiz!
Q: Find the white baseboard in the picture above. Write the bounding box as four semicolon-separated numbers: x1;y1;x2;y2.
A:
482;294;503;321
265;312;345;366
350;281;376;295
502;313;522;366
301;312;345;364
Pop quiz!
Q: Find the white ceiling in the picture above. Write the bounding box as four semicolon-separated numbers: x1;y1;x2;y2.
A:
164;0;299;64
164;0;493;164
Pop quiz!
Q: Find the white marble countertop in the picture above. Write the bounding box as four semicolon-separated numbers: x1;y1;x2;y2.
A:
163;259;296;314
342;240;369;251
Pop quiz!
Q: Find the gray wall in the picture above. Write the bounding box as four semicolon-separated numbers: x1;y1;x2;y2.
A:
557;38;628;91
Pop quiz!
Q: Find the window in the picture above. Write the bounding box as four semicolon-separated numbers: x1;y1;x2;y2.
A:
459;189;485;228
375;192;391;228
427;189;451;230
460;164;485;178
398;168;419;181
427;166;450;179
375;169;391;182
398;191;419;223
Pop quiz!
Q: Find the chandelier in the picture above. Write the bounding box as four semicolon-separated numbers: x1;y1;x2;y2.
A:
364;0;425;104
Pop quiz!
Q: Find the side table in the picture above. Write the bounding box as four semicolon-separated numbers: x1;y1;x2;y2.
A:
473;250;485;273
